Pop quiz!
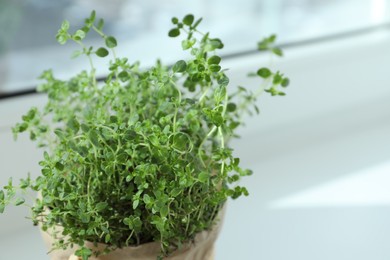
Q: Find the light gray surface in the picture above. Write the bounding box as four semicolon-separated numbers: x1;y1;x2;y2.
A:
1;29;390;259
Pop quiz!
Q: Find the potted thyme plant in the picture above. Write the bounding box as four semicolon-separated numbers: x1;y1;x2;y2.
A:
0;11;289;260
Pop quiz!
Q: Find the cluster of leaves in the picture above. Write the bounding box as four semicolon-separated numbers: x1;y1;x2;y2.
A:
0;12;289;260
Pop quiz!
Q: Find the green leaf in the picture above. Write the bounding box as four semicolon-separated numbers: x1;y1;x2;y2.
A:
0;204;4;214
210;38;224;49
214;85;226;104
172;60;187;73
209;64;221;72
118;71;129;82
56;33;68;45
193;18;203;28
105;36;117;48
95;202;108;211
71;50;82;59
75;247;92;260
207;55;221;65
80;124;90;133
55;162;64;171
181;39;196;50
89;10;96;23
160;205;169;218
217;75;229;86
73;30;86;41
95;47;109;57
273;72;283;84
170;132;192;153
168;28;180;37
272;47;283;57
0;190;4;200
61;20;70;31
183;14;194;26
171;17;179;24
133;199;139;209
143;194;151;204
67;117;80;132
170;188;181;197
105;234;111;243
80;213;90;223
54;129;66;140
257;68;272;78
97;18;105;30
281;77;290;87
198;172;209;183
151;216;165;232
15;198;25;206
132;217;142;231
227;103;237;112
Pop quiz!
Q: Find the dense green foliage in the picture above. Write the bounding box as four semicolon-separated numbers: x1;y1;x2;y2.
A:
0;12;289;260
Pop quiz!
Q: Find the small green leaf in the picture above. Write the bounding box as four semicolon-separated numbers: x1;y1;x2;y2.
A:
0;204;4;214
0;190;4;200
61;20;70;31
171;17;179;24
257;68;272;78
214;85;226;104
209;64;221;72
73;30;86;41
15;198;25;206
105;233;111;243
143;194;151;204
217;75;229;86
227;103;237;112
80;213;90;223
160;205;169;218
181;39;196;50
183;14;194;26
95;202;108;211
133;217;142;230
170;132;192;153
97;18;105;30
272;47;283;56
171;188;181;197
55;162;64;171
54;129;66;140
118;71;129;82
133;199;139;209
168;28;180;37
89;10;96;22
210;38;224;49
273;73;283;84
281;77;290;87
105;36;117;48
80;124;90;133
67;117;80;132
96;47;109;57
172;60;187;73
71;50;82;59
193;18;203;28
75;247;92;260
207;55;221;65
198;172;209;183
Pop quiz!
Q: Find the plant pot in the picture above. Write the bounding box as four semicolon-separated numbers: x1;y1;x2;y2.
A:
39;206;226;260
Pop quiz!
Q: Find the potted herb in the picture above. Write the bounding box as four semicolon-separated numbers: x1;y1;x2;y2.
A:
0;11;289;260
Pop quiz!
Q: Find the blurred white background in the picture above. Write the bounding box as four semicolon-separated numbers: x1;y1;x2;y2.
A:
1;0;390;259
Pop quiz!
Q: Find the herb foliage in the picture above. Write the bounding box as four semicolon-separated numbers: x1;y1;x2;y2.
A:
0;12;289;260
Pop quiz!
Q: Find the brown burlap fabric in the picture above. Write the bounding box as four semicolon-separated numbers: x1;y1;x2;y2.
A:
40;207;225;260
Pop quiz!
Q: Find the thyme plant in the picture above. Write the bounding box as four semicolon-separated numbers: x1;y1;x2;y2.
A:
0;12;289;260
